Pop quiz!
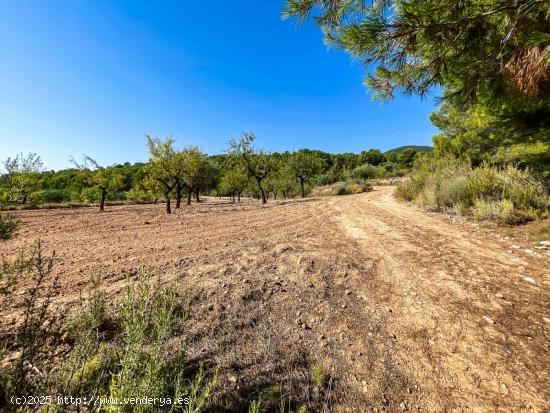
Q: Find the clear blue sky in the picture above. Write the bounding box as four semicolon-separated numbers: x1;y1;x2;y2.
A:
0;0;440;170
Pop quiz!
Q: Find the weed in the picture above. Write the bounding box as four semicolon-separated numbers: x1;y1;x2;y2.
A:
0;213;19;241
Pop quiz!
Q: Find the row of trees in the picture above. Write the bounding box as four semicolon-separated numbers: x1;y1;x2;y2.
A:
0;136;419;213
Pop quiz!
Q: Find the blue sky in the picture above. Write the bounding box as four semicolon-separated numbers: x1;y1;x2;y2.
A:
0;1;440;170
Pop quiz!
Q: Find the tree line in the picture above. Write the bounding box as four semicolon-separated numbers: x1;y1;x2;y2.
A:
0;135;419;213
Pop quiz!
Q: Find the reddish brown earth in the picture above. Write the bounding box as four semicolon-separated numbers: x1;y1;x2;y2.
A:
1;187;549;412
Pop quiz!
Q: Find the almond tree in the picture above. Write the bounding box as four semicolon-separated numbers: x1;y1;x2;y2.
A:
228;133;274;204
173;151;187;209
288;150;324;198
219;167;248;202
181;146;209;205
145;135;181;214
71;156;124;212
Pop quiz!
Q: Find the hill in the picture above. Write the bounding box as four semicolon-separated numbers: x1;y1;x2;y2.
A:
385;145;433;154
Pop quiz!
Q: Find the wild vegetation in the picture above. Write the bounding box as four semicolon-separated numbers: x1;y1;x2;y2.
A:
0;242;218;412
0;214;19;241
396;157;549;224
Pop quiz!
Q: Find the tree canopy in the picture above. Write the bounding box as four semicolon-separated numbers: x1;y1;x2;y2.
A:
283;0;550;106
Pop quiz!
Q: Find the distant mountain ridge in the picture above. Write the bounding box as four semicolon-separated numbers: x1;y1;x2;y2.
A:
385;145;433;154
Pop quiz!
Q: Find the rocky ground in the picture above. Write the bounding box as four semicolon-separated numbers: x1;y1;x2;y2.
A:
1;187;549;412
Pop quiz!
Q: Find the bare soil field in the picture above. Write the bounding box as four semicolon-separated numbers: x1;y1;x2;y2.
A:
1;187;549;412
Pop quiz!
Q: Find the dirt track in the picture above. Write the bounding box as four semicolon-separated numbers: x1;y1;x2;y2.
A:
1;187;549;412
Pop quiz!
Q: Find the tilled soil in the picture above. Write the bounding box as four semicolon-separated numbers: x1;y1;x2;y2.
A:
1;187;549;412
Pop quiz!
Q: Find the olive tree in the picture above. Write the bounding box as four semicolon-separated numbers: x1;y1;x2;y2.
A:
228;133;274;204
288;150;324;198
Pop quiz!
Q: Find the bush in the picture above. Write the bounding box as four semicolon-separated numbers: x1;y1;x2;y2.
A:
335;184;348;195
33;189;71;204
396;157;549;224
435;175;469;208
0;241;62;406
80;187;100;203
473;199;514;222
351;164;382;180
0;214;19;241
394;177;423;201
312;174;338;186
333;180;372;196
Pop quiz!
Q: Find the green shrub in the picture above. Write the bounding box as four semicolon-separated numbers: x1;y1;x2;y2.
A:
80;187;100;203
351;164;381;180
33;189;71;204
332;181;371;196
395;178;423;201
397;156;549;224
346;183;364;194
312;174;338;186
435;175;469;208
335;184;348;195
0;214;19;241
0;241;62;406
473;199;514;222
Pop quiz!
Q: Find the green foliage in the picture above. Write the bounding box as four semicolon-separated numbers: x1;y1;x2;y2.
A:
32;189;72;204
228;133;275;203
0;213;19;241
219;167;249;200
2;153;44;205
1;143;419;208
0;241;62;408
71;156;126;211
431;102;550;177
283;0;550;107
351;164;383;180
359;149;385;166
284;1;550;179
288;150;324;197
396;157;549;224
333;180;372;196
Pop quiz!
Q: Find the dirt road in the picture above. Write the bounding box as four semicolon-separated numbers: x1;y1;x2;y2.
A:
1;187;549;411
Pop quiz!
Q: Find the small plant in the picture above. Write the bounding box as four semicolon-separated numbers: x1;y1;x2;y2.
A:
0;213;19;241
335;184;348;196
0;241;62;409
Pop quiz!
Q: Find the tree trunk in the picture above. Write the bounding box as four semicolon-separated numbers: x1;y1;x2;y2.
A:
195;190;200;203
257;179;267;204
282;190;287;199
187;188;192;205
300;177;305;198
165;194;171;214
99;188;107;212
175;185;184;209
237;192;241;203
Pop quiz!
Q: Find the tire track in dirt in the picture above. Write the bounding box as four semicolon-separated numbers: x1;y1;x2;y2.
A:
329;186;550;412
